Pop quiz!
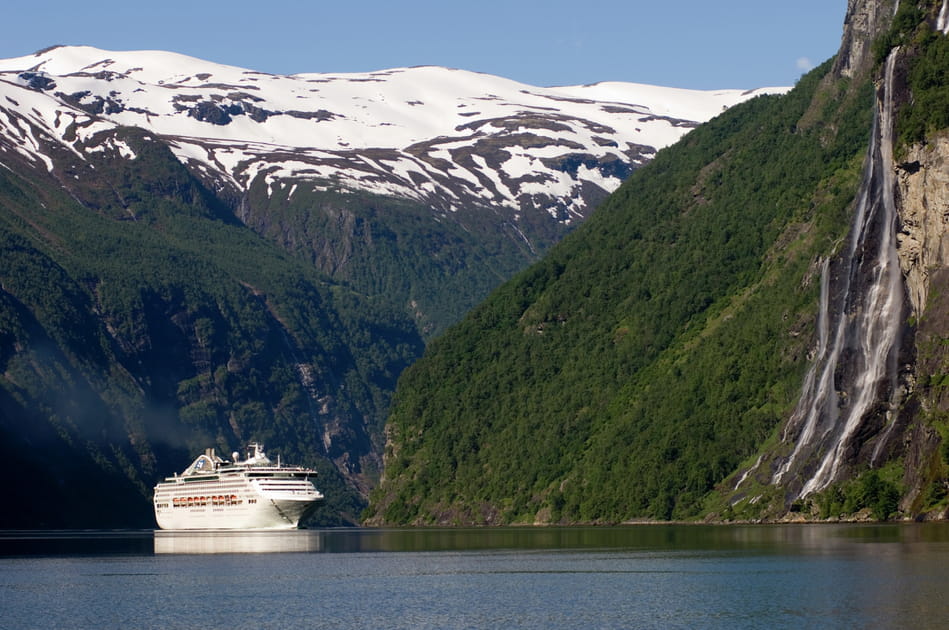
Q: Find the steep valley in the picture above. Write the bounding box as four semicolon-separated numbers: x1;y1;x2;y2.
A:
5;1;949;528
0;47;774;527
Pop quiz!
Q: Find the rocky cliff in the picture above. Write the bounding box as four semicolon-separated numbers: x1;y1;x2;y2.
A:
835;0;899;79
756;0;949;519
897;135;949;319
887;0;949;518
895;63;949;517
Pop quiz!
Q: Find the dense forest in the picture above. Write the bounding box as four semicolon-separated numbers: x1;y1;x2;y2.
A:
367;57;891;524
0;127;423;526
369;0;949;526
240;179;536;339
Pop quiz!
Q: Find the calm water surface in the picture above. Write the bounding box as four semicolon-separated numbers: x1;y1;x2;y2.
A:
2;524;948;629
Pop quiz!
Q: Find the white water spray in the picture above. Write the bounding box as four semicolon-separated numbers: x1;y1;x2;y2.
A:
773;50;905;497
939;0;949;35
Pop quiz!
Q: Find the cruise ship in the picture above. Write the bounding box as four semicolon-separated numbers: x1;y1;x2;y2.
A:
153;444;324;530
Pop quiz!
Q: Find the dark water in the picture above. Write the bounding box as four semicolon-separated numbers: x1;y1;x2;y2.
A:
2;524;948;629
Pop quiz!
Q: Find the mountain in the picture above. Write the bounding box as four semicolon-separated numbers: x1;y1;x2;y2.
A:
0;46;781;527
367;0;949;525
0;46;782;336
0;126;425;526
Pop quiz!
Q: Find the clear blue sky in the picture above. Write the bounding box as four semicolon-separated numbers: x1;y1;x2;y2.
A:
5;1;848;89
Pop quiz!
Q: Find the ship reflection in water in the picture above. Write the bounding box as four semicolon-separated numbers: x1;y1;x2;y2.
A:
154;529;323;554
3;524;949;629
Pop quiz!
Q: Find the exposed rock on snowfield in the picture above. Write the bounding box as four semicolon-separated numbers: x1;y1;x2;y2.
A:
0;46;783;230
0;47;785;336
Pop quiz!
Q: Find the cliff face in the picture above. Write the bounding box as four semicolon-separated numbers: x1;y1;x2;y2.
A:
897;135;949;317
716;0;949;518
834;0;898;79
750;0;949;519
889;1;949;517
776;0;949;518
896;130;949;518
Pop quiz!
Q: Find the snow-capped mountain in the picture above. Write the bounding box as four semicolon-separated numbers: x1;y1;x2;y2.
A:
0;47;796;524
0;46;785;228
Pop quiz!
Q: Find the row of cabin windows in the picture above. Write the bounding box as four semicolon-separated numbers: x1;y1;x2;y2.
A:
170;495;248;508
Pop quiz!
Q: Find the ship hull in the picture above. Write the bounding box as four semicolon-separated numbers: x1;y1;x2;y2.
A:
155;498;319;530
154;494;320;530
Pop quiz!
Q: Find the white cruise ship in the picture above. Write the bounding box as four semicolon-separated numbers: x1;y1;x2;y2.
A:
153;444;324;530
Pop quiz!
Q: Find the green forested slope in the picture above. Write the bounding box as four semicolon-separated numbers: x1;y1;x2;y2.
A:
0;128;423;527
369;61;876;524
240;180;536;339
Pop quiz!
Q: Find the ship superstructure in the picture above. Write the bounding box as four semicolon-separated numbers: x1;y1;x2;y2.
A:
153;444;323;530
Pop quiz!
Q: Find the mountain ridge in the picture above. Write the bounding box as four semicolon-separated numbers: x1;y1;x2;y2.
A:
368;0;949;525
0;46;783;226
0;46;787;336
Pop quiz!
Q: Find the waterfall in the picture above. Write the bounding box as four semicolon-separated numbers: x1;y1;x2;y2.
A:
939;0;949;35
772;50;905;497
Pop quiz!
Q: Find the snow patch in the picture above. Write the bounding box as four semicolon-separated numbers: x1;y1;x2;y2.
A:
0;46;789;223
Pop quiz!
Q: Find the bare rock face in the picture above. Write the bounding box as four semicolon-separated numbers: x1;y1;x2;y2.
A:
896;135;949;316
834;0;899;79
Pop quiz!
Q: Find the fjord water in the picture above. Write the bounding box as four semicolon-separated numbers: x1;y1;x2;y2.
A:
2;524;948;629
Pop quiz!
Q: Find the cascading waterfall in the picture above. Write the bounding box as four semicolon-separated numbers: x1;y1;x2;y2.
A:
772;49;906;498
939;0;949;35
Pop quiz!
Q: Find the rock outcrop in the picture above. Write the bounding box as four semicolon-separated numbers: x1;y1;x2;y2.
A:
896;135;949;317
834;0;899;80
